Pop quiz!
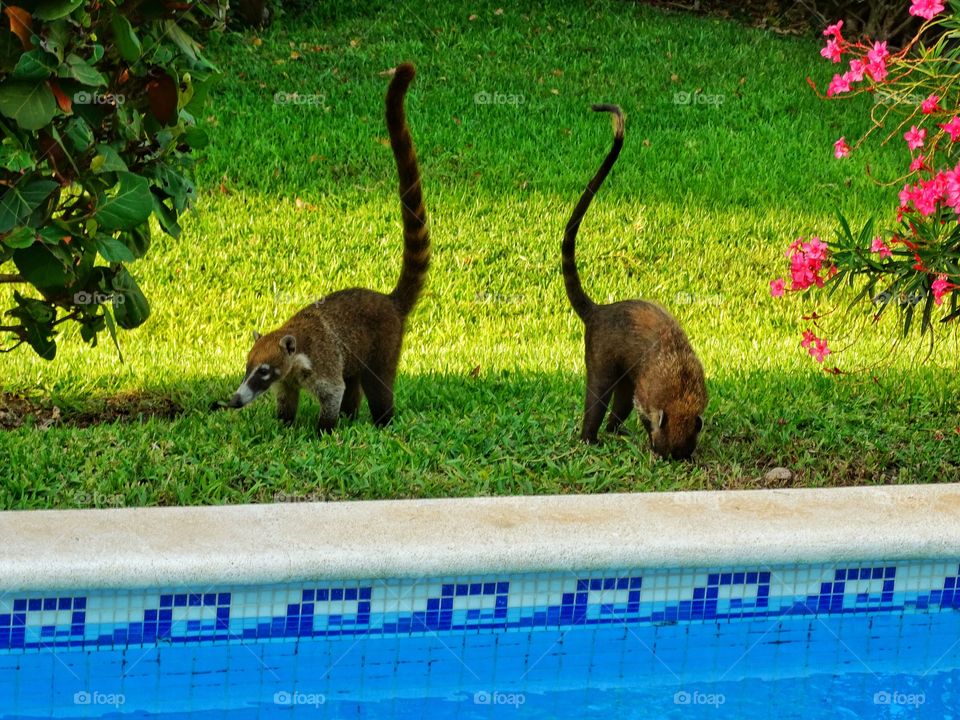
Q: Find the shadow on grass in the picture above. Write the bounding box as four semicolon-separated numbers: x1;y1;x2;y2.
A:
4;366;956;489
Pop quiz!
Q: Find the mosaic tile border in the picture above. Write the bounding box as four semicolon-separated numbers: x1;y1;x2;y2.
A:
2;559;959;654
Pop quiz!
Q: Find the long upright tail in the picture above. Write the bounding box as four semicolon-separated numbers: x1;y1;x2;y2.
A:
385;63;430;318
561;104;625;321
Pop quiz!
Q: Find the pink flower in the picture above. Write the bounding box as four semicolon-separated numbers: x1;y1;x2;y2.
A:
834;137;850;158
910;0;945;21
769;277;785;297
847;59;866;82
866;59;888;82
823;20;844;38
800;330;831;362
821;38;842;63
904;126;927;150
871;236;893;259
910;154;926;172
827;73;851;97
788;236;833;291
940;116;960;141
932;275;955;305
867;41;889;64
804;236;828;262
810;337;831;363
921;94;941;114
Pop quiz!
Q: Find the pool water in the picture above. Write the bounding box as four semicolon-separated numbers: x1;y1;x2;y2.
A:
5;603;958;718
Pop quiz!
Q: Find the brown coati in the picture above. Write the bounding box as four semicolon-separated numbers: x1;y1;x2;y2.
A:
562;104;707;459
218;63;429;432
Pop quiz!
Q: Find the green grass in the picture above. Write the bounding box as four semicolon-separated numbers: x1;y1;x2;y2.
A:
2;0;959;508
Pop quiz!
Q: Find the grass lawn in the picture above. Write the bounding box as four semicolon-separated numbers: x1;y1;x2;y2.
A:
1;0;958;508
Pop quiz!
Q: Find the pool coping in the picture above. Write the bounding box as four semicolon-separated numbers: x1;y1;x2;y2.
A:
2;483;959;591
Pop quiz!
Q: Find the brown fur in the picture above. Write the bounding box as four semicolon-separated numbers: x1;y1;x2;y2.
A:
223;63;429;433
562;104;707;459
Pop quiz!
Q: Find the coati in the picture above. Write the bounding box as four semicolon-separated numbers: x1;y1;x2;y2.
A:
219;63;429;432
562;104;707;459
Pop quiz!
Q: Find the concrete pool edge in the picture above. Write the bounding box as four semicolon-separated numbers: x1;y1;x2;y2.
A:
2;483;959;591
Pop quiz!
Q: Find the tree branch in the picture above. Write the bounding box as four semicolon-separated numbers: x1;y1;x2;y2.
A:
0;273;24;284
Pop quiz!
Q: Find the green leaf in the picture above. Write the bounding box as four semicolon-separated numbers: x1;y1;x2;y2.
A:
0;144;36;172
151;193;180;238
920;288;934;336
12;242;73;290
184;126;209;149
61;54;107;86
102;305;123;361
162;20;199;63
3;227;35;249
95;172;153;230
90;144;128;173
64;116;94;153
95;234;135;263
12;50;58;81
34;0;84;21
0;82;58;131
123;223;150;258
5;293;58;358
37;225;70;245
0;180;58;233
111;267;150;329
111;13;142;63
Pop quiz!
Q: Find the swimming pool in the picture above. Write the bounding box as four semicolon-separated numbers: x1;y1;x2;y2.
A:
2;487;959;718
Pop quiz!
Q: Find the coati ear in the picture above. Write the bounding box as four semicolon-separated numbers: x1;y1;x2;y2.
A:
280;334;297;355
252;330;261;343
695;415;704;433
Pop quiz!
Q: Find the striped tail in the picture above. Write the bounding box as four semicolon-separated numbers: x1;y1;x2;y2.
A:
385;63;430;318
562;104;625;321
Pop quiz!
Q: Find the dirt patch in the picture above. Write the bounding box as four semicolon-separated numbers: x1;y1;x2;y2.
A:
0;391;183;430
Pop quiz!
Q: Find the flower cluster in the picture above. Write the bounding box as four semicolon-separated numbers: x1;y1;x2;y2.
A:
770;238;839;363
771;237;837;294
775;1;960;364
801;329;831;363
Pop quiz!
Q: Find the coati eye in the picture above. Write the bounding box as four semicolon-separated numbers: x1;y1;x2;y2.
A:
258;366;271;377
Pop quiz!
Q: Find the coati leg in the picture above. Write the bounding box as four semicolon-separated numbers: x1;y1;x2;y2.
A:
581;363;618;444
312;378;346;434
605;377;635;435
339;376;363;420
276;381;301;425
362;373;394;427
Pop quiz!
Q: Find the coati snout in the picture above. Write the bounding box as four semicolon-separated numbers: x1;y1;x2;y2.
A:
640;404;704;461
226;331;298;409
562;105;708;460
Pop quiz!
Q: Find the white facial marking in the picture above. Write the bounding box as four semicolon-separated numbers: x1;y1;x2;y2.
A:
234;381;255;405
